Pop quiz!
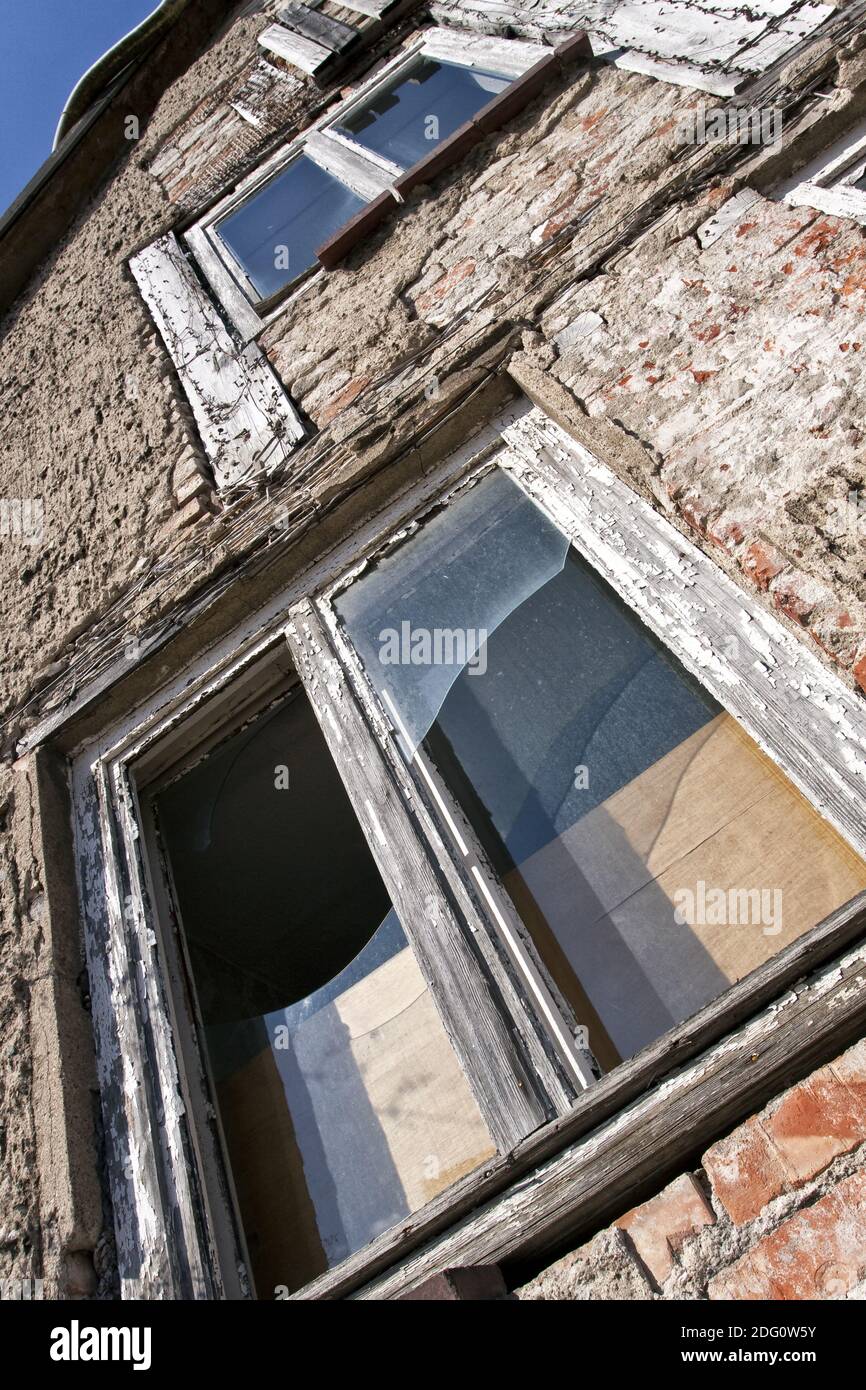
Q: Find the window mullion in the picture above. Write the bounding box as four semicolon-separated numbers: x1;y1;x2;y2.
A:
304;129;394;200
284;598;574;1148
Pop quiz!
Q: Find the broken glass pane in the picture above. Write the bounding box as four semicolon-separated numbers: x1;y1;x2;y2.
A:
336;468;569;755
337;469;866;1071
155;685;494;1296
333;57;509;169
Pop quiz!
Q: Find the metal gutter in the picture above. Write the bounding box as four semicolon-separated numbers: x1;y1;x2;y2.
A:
53;0;194;149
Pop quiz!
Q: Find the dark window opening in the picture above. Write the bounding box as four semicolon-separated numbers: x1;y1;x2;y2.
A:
154;681;494;1297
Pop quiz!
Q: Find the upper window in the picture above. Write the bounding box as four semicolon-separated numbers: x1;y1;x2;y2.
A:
215;154;366;301
185;32;550;335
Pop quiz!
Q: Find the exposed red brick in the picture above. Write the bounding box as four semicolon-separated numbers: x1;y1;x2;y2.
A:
318;375;371;425
831;1037;866;1115
771;574;815;623
706;516;744;549
708;1169;866;1300
677;495;709;537
413;259;476;312
761;1064;866;1184
616;1174;715;1283
854;650;866;695
740;540;786;591
703;1116;790;1226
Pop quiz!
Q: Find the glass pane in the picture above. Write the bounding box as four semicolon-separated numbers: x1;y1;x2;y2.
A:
333;56;509;168
215;155;365;299
335;470;866;1071
155;686;494;1297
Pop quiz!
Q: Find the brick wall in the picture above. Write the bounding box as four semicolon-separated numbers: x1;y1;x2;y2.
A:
516;1037;866;1300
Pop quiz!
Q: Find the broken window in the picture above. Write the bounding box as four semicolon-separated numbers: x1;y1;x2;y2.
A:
334;467;866;1073
151;680;494;1298
71;402;866;1299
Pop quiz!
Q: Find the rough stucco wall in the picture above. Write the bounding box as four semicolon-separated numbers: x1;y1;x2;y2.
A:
0;4;279;744
515;1037;866;1300
0;0;293;1298
2;0;866;1300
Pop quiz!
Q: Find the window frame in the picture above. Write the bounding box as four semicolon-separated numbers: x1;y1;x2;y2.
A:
68;396;866;1300
185;30;549;340
781;113;866;224
316;401;866;1097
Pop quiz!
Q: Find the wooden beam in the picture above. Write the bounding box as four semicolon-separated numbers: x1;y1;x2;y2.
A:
286;598;564;1151
257;23;333;76
277;4;360;55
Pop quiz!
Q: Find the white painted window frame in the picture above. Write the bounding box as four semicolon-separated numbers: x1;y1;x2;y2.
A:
67;396;866;1300
185;30;547;341
781;113;866;225
316;398;866;1100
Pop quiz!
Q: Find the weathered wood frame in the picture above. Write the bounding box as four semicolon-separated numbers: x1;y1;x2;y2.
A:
185;30;547;339
68;396;866;1300
67;409;569;1298
129;234;305;489
780;112;866;225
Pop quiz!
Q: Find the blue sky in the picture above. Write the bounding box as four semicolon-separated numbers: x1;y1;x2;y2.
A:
0;0;158;217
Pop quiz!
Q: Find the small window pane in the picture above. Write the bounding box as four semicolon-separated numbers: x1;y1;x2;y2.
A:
215;155;365;299
334;56;509;169
335;470;866;1070
155;685;494;1296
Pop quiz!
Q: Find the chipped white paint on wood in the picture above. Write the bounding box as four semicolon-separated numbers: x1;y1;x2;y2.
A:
734;2;833;71
184;224;265;342
129;233;305;488
784;180;866;225
423;27;548;78
614;49;744;96
305;128;398;197
230;57;302;129
258;21;332;74
338;0;392;14
433;0;835;89
287;600;563;1148
696;188;763;248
